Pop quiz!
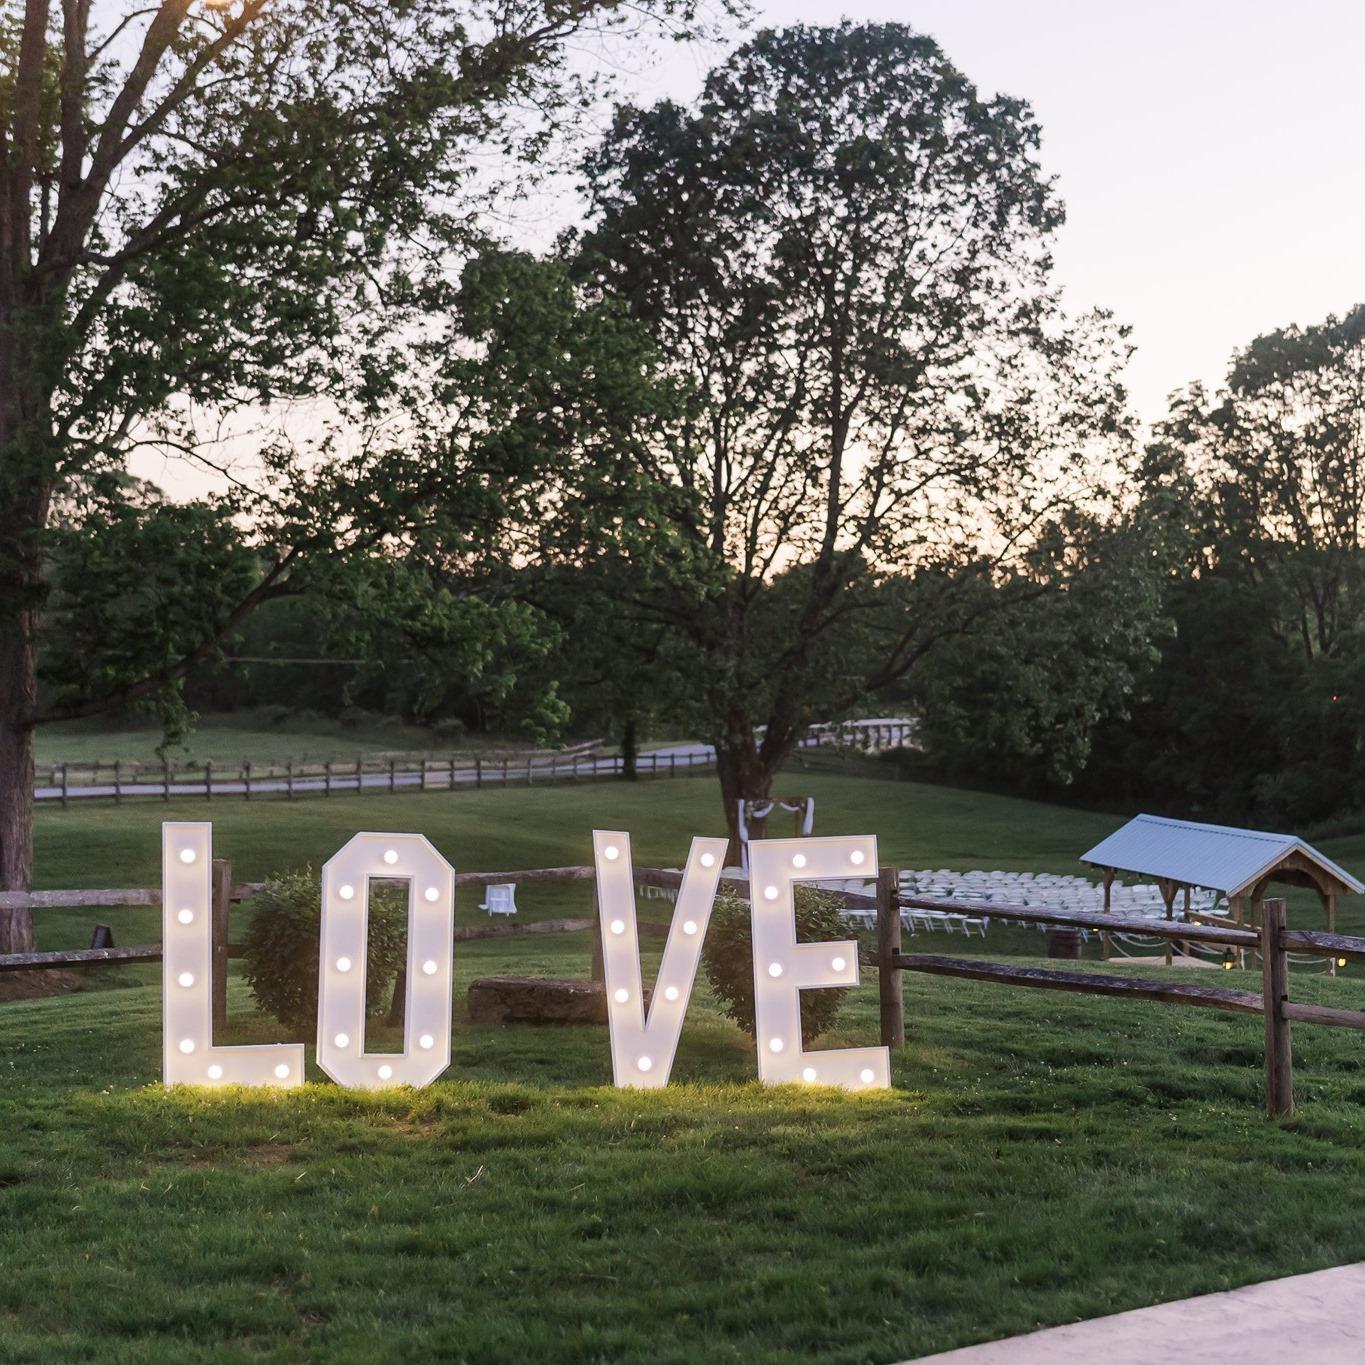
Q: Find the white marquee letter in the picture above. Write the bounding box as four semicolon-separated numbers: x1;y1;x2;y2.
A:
594;830;727;1087
317;832;455;1089
749;836;890;1091
162;822;305;1088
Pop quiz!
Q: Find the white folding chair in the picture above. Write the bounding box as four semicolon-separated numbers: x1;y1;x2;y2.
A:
480;883;518;916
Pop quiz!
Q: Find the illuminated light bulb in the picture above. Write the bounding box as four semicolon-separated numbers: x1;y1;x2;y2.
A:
424;887;439;903
767;963;783;979
792;853;807;869
179;1039;195;1055
682;920;698;936
419;1034;434;1050
802;1067;817;1083
700;852;716;868
769;1038;784;1053
637;1056;653;1073
859;1068;875;1084
421;960;438;976
609;919;625;935
334;1033;349;1048
339;884;355;901
604;845;620;861
273;1063;290;1080
377;1064;393;1080
1338;958;1348;968
831;956;846;972
664;986;680;1002
336;957;352;973
177;909;194;926
763;885;779;901
383;849;398;865
207;1064;224;1080
613;988;629;1004
179;848;196;864
850;850;865;866
178;972;195;989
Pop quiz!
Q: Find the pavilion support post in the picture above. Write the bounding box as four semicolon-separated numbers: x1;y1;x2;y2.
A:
1158;879;1177;967
1101;869;1114;961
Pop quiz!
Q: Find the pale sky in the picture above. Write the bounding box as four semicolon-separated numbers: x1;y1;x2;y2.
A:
134;1;1365;496
609;0;1365;425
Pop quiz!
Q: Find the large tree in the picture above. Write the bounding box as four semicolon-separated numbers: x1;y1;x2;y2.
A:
0;0;711;945
569;22;1133;848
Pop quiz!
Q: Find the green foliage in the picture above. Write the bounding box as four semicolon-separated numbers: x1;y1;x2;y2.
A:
241;867;408;1032
701;886;852;1044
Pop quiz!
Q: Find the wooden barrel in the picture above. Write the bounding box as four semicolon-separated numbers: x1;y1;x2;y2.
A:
1047;928;1083;960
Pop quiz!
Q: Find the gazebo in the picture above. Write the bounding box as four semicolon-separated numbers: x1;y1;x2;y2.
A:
1080;814;1362;959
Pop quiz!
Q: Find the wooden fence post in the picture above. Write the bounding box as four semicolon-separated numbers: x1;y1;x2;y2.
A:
286;759;294;799
211;859;232;1037
1261;897;1293;1118
205;760;213;803
449;756;456;790
61;764;68;809
877;866;904;1047
114;760;122;804
244;761;252;800
389;758;397;793
324;761;332;797
475;757;483;789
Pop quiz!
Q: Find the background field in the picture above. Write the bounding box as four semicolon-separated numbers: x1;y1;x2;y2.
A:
6;773;1365;1361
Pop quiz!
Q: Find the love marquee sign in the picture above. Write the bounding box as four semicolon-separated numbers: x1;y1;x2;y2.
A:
161;822;890;1093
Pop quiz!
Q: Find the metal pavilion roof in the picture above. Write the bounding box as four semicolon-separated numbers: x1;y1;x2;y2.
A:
1080;814;1364;898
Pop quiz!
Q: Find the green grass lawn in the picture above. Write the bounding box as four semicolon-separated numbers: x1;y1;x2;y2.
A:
6;775;1365;1361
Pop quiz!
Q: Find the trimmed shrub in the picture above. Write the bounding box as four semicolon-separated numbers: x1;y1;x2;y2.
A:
701;886;852;1045
242;867;408;1032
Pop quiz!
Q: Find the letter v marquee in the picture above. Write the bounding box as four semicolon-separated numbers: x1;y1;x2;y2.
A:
593;830;727;1087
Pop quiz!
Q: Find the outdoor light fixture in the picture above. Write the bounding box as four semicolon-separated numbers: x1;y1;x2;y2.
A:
593;829;727;1088
162;822;304;1088
747;836;889;1091
316;832;454;1090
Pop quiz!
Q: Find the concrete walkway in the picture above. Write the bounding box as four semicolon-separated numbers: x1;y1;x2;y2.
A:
913;1263;1365;1364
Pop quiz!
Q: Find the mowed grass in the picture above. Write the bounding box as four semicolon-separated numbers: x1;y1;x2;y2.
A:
6;775;1365;1361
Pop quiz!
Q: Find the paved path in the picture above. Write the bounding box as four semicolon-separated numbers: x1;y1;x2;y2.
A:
912;1262;1365;1364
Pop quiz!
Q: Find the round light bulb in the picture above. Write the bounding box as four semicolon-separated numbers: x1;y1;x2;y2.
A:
637;1056;652;1073
769;1038;784;1053
179;848;196;865
338;884;355;901
336;957;352;973
334;1032;350;1048
273;1063;290;1080
763;885;779;901
604;845;620;861
767;963;783;979
419;1034;434;1050
664;986;680;1002
422;960;437;976
178;1038;195;1055
700;852;716;868
177;909;194;925
682;920;698;936
609;919;625;935
850;850;866;866
792;853;807;869
613;988;629;1004
424;887;439;903
802;1067;817;1083
831;956;846;972
207;1064;224;1080
383;849;398;865
178;972;195;989
859;1067;875;1084
377;1064;393;1080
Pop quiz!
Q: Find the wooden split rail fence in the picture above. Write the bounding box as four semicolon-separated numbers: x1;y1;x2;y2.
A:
875;876;1365;1118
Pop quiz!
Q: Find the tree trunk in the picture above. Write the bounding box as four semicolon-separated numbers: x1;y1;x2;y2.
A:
715;725;778;866
0;593;37;949
620;712;638;782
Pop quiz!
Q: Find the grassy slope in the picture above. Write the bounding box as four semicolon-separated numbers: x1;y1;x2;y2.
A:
5;775;1365;1361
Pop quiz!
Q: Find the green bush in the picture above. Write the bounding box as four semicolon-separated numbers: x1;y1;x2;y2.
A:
701;887;853;1045
242;867;409;1032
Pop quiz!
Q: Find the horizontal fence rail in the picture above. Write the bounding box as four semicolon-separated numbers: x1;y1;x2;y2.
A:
879;880;1365;1118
